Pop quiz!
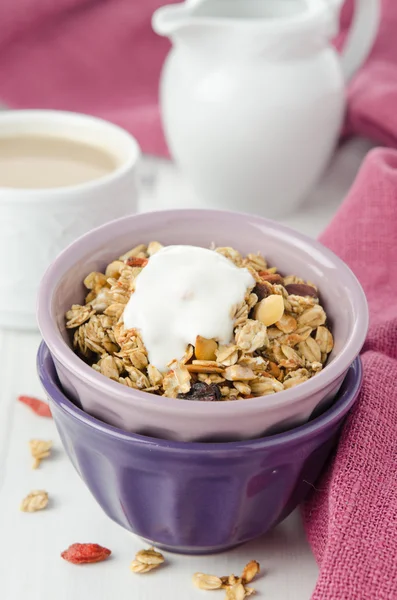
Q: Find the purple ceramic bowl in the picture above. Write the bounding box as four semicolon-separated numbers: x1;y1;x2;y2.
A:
38;342;362;554
37;209;368;441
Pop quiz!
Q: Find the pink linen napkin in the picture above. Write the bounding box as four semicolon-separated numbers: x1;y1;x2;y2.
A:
302;147;397;600
0;0;396;156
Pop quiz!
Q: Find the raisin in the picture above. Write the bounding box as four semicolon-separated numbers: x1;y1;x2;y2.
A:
61;543;111;564
18;396;52;417
253;283;270;301
284;283;318;298
178;382;221;401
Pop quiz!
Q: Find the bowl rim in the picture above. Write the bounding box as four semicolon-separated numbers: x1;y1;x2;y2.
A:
38;344;362;453
37;208;369;417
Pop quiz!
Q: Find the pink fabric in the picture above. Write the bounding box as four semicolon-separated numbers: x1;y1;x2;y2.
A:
0;0;170;156
0;0;396;156
302;147;397;599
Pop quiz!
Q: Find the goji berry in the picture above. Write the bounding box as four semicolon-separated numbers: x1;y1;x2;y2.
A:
61;543;111;565
18;396;52;417
125;257;148;267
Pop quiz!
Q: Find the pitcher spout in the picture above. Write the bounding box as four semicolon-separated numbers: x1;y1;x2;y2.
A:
152;4;193;37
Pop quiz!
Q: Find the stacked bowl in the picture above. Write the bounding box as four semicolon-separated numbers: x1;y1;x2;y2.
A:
37;209;368;553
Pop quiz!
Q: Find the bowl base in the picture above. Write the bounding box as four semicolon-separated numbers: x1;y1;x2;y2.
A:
138;535;242;556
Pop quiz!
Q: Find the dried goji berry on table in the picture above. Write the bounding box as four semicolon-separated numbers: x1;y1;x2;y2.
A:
61;543;111;564
18;396;52;417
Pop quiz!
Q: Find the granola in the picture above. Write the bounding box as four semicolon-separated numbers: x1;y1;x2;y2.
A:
130;547;165;574
66;243;334;400
20;490;49;512
193;560;260;599
29;439;52;469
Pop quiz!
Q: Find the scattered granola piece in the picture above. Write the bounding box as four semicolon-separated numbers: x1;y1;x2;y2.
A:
226;583;246;600
192;572;223;590
244;587;256;596
221;574;239;588
241;560;260;584
130;547;164;573
18;396;52;417
20;490;49;512
29;439;52;469
61;543;111;564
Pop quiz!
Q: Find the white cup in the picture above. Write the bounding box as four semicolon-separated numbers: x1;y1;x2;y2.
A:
0;110;140;330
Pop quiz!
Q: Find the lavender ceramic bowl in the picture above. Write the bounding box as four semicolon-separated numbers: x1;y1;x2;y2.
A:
37;209;368;442
38;342;362;554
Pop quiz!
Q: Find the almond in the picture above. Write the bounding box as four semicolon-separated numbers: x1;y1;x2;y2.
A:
253;294;284;326
195;336;218;361
285;283;317;297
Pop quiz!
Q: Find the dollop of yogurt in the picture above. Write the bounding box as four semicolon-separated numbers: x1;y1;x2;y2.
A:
123;245;255;371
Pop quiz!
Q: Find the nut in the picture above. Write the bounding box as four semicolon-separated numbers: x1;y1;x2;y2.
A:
253;294;284;326
258;271;284;284
195;336;218;361
284;283;318;297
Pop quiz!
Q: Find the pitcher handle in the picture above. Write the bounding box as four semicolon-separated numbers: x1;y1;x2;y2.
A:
340;0;381;82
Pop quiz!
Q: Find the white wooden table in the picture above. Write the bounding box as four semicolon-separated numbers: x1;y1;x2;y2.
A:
0;137;374;600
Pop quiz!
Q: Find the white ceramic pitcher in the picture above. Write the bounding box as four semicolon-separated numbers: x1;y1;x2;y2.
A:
153;0;380;217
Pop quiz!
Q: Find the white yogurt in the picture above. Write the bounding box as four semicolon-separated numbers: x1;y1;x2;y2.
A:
123;245;255;371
